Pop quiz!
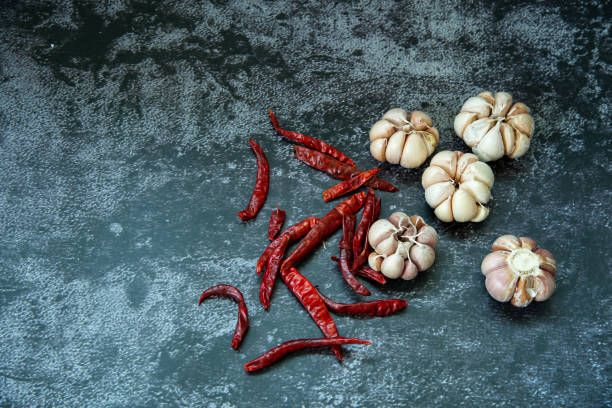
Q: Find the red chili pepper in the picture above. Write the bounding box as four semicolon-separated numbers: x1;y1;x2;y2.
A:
238;139;269;221
257;217;318;275
198;284;249;349
354;265;386;285
269;110;355;167
259;234;290;309
335;248;371;296
280;267;343;361
268;207;286;241
281;191;366;273
316;290;407;317
373;196;382;221
338;214;355;254
244;337;371;372
322;168;379;202
352;188;376;265
293;145;399;192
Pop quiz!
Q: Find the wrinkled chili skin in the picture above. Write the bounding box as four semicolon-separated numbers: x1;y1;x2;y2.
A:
244;337;371;372
322;168;380;202
257;217;317;275
238;139;269;221
281;192;365;273
293;145;399;192
317;290;407;317
280;267;343;361
259;234;290;309
339;214;356;253
198;284;249;349
268;207;286;241
338;248;371;296
269;111;355;166
332;256;386;284
353;188;376;265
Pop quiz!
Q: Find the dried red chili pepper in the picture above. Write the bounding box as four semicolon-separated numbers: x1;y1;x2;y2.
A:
280;267;343;361
338;214;355;253
269;110;355;166
259;234;290;309
293;145;399;192
257;217;318;275
332;256;386;284
268;207;286;241
244;336;371;372
316;290;407;317
281;191;366;273
198;284;249;349
238;139;269;221
352;188;375;260
335;247;371;296
322;168;380;202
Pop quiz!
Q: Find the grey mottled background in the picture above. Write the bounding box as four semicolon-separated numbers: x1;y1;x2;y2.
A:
0;0;610;407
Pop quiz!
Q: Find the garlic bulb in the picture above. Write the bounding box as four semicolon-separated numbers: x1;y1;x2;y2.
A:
454;91;534;161
421;150;494;222
369;109;439;168
481;235;557;307
367;212;438;280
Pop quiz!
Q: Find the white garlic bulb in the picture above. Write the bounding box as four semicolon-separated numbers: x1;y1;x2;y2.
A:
454;91;534;162
421;150;494;222
367;212;438;280
369;109;439;168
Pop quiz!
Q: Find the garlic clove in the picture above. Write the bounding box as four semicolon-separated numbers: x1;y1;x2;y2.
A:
369;119;396;141
410;244;435;271
511;276;536;307
470;205;489;222
507;113;534;137
485;266;518;302
492;92;512;118
409;110;433;131
400;133;428;168
454;111;479;137
459;161;494;189
424;182;456;208
421;165;452;189
534;271;556;301
462;118;494;148
375;235;398;256
455;153;479;180
477;91;494;105
370;137;388;162
400;260;418;280
472;120;505;162
385;130;406;164
491;234;521;252
507;102;530;116
367;219;396;248
421;131;438;157
396;241;411;258
481;251;509;276
508;130;530;159
429;150;458;178
427;127;440;144
416;225;438;248
388;212;410;229
500;122;516;156
451;189;478;222
518;236;538;251
459;180;492;203
409;215;426;229
382;108;409;127
381;253;405;279
536;249;557;275
368;251;383;271
434;196;454;222
462;96;492;118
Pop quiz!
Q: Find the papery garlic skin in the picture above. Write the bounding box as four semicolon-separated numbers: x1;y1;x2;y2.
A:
421;150;494;222
481;235;557;307
367;213;438;280
454;91;534;162
369;109;439;168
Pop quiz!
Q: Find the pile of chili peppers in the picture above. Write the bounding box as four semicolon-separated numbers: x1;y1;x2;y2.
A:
200;112;406;372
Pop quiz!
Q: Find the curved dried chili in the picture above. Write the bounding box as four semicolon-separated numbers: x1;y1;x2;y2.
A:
259;234;290;309
332;256;386;285
336;248;371;296
316;290;407;317
322;168;380;202
198;284;249;349
268;207;286;241
238;139;269;221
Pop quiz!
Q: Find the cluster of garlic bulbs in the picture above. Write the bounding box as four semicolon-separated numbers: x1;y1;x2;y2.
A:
369;109;439;168
481;235;556;307
454;91;534;162
367;213;438;280
421;150;494;222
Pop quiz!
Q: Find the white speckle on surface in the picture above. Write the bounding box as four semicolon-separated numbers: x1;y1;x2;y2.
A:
109;223;123;236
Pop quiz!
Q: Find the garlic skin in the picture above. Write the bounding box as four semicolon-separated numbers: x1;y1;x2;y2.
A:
369;109;439;168
367;213;438;280
481;235;557;307
421;150;494;222
454;91;534;162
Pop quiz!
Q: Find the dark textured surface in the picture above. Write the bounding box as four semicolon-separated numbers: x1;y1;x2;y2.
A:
0;1;610;406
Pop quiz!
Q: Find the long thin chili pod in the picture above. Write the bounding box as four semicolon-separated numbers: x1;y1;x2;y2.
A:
352;188;375;260
281;191;366;273
336;248;371;296
268;207;286;241
293;145;399;192
198;284;249;349
338;214;355;253
244;337;371;372
269;110;355;166
332;256;386;284
280;267;343;361
259;234;290;309
316;290;407;317
257;217;318;275
238;139;269;221
322;168;380;202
